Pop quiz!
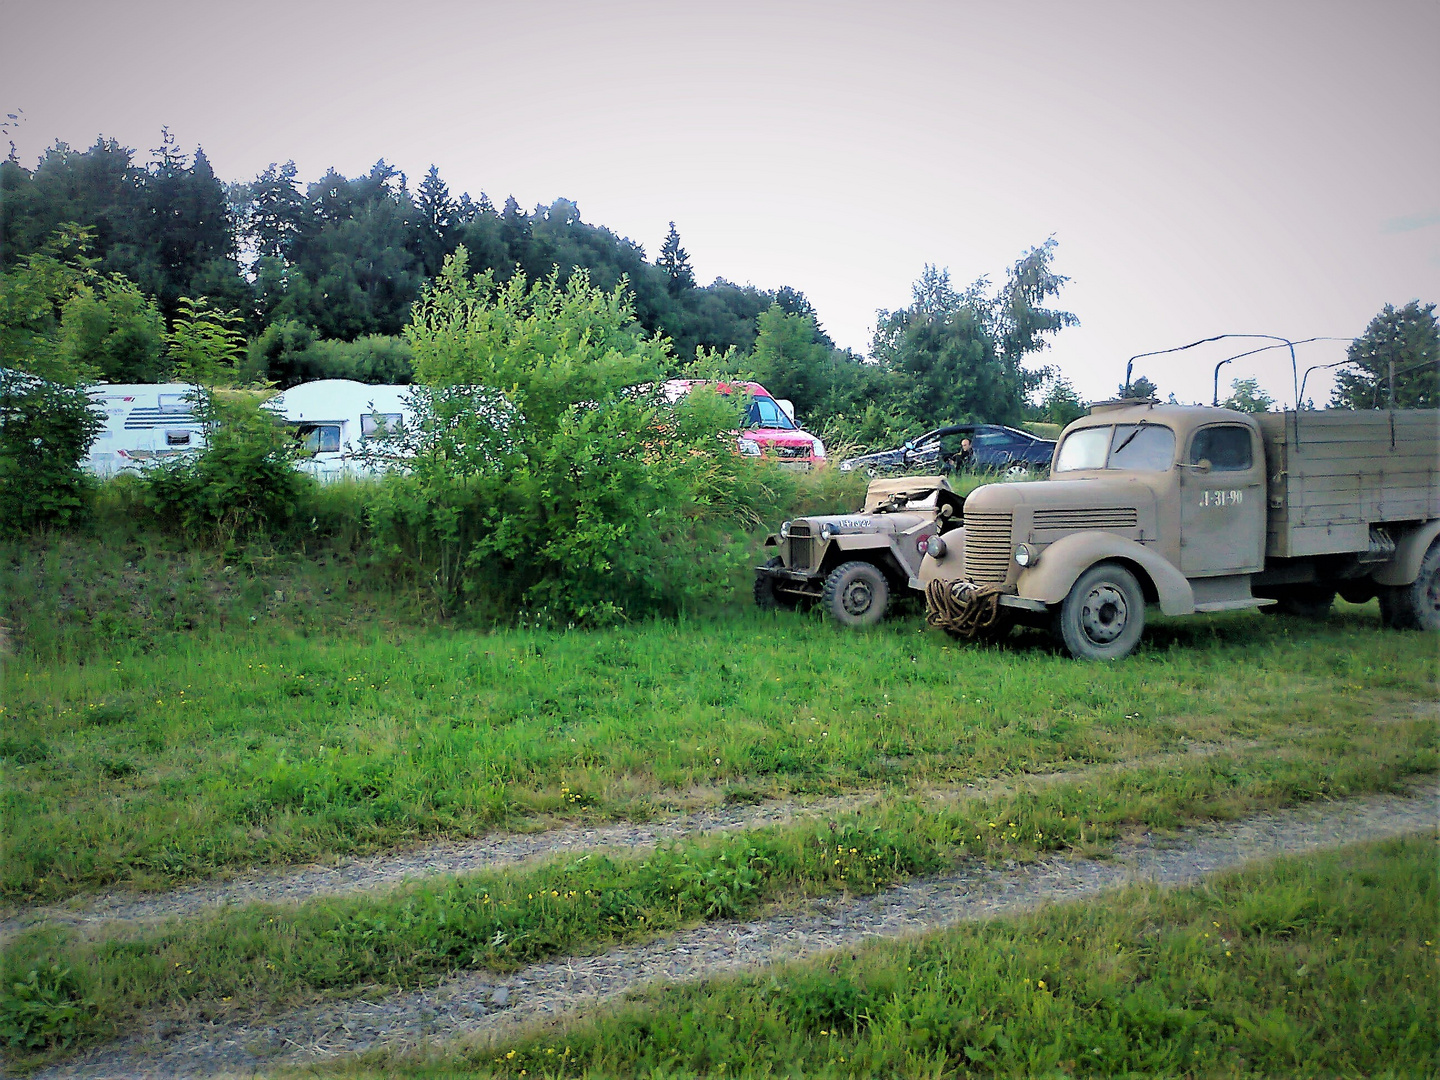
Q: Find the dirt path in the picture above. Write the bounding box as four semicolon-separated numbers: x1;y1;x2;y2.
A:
33;781;1438;1080
2;740;1246;944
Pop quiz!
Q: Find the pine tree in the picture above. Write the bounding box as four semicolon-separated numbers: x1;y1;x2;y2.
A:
658;221;694;296
415;165;456;276
1332;301;1437;409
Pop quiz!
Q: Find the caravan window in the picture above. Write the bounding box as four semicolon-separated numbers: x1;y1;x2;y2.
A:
361;413;404;439
165;430;193;446
297;424;342;454
157;394;191;414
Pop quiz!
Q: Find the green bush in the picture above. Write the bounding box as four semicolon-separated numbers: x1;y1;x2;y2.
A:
0;370;103;535
139;389;311;542
370;251;758;624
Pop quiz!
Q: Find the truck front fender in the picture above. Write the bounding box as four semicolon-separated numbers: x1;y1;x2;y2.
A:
1017;532;1195;616
1372;519;1440;586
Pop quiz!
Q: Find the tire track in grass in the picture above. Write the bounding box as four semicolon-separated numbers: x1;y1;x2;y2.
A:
33;780;1439;1080
2;739;1247;944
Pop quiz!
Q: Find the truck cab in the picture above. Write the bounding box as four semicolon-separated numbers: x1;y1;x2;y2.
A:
920;400;1440;659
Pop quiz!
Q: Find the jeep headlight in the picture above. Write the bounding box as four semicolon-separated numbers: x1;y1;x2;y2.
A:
820;522;837;539
780;520;792;539
1014;543;1038;567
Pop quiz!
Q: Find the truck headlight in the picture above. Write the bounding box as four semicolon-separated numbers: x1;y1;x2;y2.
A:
820;522;837;539
1014;543;1037;567
923;534;947;558
839;460;853;472
780;520;792;539
737;436;762;456
811;436;826;459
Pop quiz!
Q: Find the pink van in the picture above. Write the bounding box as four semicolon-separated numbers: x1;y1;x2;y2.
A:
665;379;826;469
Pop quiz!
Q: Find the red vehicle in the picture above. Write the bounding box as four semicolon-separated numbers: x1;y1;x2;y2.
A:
664;379;826;468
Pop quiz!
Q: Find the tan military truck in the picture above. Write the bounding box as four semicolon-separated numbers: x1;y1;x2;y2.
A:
921;402;1440;659
757;475;965;626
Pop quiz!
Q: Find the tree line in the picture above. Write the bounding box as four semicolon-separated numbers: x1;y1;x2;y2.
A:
2;131;1434;446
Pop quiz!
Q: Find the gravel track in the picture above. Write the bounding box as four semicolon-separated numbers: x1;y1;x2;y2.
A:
31;780;1438;1080
1;740;1242;945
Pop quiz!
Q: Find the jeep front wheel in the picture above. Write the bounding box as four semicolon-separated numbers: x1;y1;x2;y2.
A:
822;560;889;627
1054;563;1145;660
754;556;800;610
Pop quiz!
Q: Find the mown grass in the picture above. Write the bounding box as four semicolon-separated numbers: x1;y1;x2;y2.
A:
335;834;1440;1079
2;597;1436;905
3;721;1432;1061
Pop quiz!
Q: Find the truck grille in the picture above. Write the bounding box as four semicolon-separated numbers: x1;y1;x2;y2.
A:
787;526;814;570
964;511;1013;583
1033;507;1138;530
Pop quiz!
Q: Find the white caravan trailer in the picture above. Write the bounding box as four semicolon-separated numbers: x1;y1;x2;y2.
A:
87;383;207;476
269;379;415;479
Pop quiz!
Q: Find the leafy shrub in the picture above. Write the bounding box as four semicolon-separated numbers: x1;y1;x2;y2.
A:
371;251;756;624
0;964;90;1051
139;389;311;541
0;370;103;535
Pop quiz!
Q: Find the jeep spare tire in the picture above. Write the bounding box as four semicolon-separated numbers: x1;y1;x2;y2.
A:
1054;562;1145;660
822;560;889;627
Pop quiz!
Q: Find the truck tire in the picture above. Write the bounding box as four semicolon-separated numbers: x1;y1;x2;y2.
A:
1053;563;1145;661
754;557;798;610
822;560;889;627
1379;540;1440;631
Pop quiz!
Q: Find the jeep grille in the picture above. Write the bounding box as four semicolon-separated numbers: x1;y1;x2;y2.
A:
787;525;814;570
964;511;1013;583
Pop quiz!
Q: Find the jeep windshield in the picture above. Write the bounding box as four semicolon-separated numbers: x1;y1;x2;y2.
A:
1054;423;1175;472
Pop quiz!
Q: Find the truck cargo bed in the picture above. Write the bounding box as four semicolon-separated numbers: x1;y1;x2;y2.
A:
1258;410;1439;558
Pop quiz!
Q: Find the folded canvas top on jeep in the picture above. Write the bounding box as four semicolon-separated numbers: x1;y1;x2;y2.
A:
863;475;950;511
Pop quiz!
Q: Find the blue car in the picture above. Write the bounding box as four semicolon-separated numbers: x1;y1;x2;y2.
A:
839;423;1055;477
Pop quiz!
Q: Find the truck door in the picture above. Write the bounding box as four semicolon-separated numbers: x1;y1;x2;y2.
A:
1179;423;1265;575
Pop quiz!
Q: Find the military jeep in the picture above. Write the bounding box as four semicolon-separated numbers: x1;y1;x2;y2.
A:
755;475;965;626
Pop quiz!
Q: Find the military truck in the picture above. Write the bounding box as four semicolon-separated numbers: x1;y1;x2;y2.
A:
920;402;1440;659
756;475;965;626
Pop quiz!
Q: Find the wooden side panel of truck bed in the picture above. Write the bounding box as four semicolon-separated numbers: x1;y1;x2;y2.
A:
1257;410;1440;558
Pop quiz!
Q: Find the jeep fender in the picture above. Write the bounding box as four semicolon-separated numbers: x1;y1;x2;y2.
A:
829;533;909;583
1017;532;1195;616
1371;519;1440;586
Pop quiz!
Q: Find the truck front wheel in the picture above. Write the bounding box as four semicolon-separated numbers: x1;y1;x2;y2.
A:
1379;541;1440;631
1054;563;1145;660
822;560;889;627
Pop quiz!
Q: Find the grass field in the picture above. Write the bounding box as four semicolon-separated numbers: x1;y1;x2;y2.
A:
3;600;1435;905
340;834;1437;1079
2;505;1437;1070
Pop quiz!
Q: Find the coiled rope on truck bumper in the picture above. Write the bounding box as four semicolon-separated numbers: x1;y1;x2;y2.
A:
924;578;1015;639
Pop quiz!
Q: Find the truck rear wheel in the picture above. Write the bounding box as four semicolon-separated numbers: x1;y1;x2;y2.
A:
1054;563;1145;661
1379;541;1440;631
822;560;889;627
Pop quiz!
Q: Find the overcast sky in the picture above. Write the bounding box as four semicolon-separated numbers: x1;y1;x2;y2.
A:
4;0;1437;406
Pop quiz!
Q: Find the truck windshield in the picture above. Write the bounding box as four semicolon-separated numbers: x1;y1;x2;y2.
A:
1055;424;1176;472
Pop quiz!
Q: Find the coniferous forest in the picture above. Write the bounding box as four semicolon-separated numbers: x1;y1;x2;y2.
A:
1;131;1094;443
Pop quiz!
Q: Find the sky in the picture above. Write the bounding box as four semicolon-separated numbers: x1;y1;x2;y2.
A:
3;0;1437;406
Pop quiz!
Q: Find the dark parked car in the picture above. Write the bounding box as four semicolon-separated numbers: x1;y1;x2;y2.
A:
838;423;1055;478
